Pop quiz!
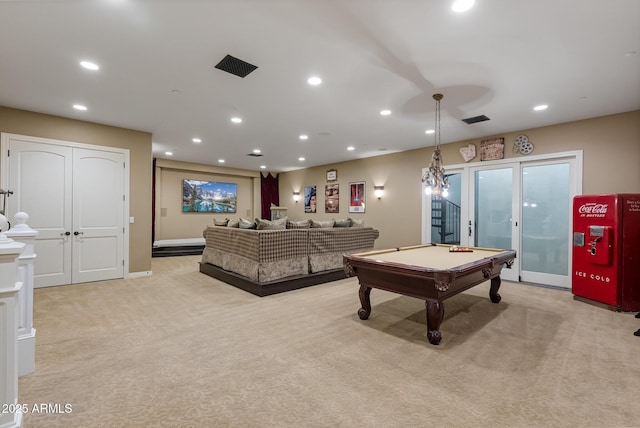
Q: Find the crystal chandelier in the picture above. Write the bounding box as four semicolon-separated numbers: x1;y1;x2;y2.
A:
422;93;449;198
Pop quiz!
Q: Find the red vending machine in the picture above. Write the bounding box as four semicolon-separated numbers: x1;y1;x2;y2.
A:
572;194;640;311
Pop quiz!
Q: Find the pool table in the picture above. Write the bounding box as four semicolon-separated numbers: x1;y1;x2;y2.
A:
343;244;516;345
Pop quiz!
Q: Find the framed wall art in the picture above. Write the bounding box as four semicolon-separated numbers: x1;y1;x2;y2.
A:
325;183;339;213
326;168;337;182
183;179;237;213
349;181;365;213
304;185;317;213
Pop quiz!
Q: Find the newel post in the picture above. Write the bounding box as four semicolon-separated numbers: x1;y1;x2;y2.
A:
0;233;26;428
5;212;38;376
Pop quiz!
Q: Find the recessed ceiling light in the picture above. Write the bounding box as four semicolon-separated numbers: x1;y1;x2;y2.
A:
260;165;266;169
380;109;391;116
307;76;322;86
253;149;261;154
218;159;225;163
425;129;435;134
534;104;548;111
73;104;87;111
299;134;308;140
452;0;475;12
347;146;355;151
231;117;242;123
192;138;202;143
80;60;99;71
165;151;173;156
298;157;305;161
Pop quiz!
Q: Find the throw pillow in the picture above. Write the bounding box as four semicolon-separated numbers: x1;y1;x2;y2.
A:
348;218;365;227
256;217;287;230
333;218;351;228
311;219;336;228
238;217;257;229
286;219;311;229
213;218;229;227
227;219;240;228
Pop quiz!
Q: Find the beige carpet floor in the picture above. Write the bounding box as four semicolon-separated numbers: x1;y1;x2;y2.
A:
18;256;640;428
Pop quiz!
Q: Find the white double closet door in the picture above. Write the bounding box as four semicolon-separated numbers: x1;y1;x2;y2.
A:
1;134;128;288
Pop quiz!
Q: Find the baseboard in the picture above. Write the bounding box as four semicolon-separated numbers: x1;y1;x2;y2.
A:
128;271;153;279
199;262;347;297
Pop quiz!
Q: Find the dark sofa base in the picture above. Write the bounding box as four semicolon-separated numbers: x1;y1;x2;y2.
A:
199;262;347;297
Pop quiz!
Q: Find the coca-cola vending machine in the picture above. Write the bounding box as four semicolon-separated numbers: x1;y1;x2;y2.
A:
572;194;640;311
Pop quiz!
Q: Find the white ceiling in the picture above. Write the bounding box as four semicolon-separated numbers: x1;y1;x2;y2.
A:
1;0;638;172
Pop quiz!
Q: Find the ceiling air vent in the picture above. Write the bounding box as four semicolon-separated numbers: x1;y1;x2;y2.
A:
247;153;263;157
462;115;490;124
215;55;258;78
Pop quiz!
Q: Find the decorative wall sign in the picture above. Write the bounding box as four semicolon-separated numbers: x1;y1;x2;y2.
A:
480;138;505;161
326;169;337;182
348;182;365;213
513;135;534;155
459;143;477;162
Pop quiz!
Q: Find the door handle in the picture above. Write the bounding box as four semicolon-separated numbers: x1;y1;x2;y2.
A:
73;231;84;236
60;231;71;236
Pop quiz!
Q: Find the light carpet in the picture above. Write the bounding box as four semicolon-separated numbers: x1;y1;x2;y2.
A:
18;256;640;427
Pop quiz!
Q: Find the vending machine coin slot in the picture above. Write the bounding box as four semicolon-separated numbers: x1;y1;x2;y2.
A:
573;232;585;247
588;225;612;266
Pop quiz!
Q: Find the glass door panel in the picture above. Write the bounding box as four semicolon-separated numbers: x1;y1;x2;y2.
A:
474;168;513;249
520;162;571;287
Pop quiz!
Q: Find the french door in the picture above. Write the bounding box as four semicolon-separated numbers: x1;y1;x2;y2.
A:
1;134;129;288
424;151;582;288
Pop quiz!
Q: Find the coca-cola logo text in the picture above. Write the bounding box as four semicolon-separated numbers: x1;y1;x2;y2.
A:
578;203;608;217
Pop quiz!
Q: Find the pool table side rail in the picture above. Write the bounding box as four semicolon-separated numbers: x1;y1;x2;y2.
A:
343;248;516;298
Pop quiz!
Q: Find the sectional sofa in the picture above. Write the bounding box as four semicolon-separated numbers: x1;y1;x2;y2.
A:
199;218;380;296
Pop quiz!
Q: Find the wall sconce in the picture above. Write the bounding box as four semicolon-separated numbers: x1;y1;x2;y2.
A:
374;186;384;200
293;191;300;203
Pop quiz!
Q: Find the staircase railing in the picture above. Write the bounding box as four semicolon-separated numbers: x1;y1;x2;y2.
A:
431;197;461;244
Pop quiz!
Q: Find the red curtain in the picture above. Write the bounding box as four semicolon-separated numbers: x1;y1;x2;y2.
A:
260;172;279;219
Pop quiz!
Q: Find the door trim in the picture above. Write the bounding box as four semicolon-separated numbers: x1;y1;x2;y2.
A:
422;150;583;288
1;132;130;280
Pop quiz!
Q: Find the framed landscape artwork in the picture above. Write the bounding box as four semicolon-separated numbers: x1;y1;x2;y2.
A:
349;181;365;213
183;179;237;213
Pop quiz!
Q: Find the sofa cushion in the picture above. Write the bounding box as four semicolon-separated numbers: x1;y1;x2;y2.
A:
213;218;229;227
239;217;257;229
256;217;287;230
348;218;365;227
333;218;351;227
286;219;311;229
311;219;335;228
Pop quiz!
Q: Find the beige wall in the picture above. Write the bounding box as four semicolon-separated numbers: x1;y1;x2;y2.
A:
3;105;637;271
0;106;153;273
279;110;640;250
154;159;260;241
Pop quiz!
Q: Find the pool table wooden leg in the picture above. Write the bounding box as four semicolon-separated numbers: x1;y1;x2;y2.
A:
489;276;502;303
358;285;372;320
426;300;445;345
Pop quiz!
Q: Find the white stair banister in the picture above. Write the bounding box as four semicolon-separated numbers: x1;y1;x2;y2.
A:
5;212;38;376
0;233;26;428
